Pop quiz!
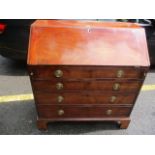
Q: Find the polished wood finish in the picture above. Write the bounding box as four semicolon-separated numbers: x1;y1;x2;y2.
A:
34;91;137;105
37;118;48;131
27;20;150;131
37;105;132;118
31;79;142;92
28;66;147;80
118;119;131;129
27;20;149;66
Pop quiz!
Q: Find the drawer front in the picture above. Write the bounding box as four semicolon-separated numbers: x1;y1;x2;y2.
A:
34;92;136;105
29;66;146;80
37;105;132;118
32;80;142;92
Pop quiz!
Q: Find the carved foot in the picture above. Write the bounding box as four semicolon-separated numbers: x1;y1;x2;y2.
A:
37;119;48;131
118;119;131;129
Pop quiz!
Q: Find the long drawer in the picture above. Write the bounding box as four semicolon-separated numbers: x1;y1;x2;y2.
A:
28;66;146;80
34;91;137;105
37;105;132;118
32;79;142;92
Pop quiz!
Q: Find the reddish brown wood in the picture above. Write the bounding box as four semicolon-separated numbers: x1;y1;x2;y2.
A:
31;79;142;92
37;117;130;122
28;66;147;80
27;20;149;66
37;105;132;118
37;117;130;130
27;20;150;130
34;91;137;105
118;119;131;129
37;118;48;131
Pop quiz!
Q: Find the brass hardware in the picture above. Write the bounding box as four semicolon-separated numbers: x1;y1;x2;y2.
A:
54;69;63;78
57;96;64;103
110;96;117;103
30;72;34;76
106;109;112;115
58;109;64;116
113;83;120;91
56;82;63;90
117;70;124;78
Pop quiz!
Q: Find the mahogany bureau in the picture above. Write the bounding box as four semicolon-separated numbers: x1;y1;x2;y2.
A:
27;20;150;130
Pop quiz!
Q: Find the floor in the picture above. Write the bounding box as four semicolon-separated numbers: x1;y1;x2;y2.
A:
0;55;155;135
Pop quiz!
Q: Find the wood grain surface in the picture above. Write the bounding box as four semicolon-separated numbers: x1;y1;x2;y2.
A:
37;104;132;118
27;20;150;66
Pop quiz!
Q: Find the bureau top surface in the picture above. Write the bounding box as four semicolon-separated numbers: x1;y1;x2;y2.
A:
27;20;150;66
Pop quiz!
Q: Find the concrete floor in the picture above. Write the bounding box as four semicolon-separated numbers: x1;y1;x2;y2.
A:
0;55;155;135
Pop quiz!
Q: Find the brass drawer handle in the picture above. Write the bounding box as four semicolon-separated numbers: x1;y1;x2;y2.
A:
110;96;117;103
117;70;124;78
106;109;112;115
58;109;64;116
113;83;120;91
54;69;63;78
57;96;64;103
56;82;63;90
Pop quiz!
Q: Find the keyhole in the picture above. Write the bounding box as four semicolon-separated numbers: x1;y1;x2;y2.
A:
87;25;91;33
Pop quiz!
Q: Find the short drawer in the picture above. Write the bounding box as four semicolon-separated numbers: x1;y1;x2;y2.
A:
28;66;146;80
32;79;142;92
37;105;132;118
34;91;137;105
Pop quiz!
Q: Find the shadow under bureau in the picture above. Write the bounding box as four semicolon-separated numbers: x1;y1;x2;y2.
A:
27;20;150;130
